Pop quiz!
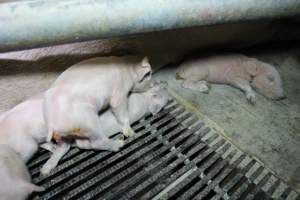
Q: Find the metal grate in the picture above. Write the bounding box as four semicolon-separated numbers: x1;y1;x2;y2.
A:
28;98;300;200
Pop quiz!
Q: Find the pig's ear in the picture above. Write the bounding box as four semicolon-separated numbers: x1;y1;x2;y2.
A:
136;57;152;82
245;59;260;76
141;56;151;68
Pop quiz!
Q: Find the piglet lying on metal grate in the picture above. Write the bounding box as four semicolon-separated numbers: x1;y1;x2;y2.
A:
40;80;170;175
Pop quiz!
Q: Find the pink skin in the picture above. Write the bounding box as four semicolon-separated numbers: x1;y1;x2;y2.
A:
0;94;68;176
0;144;44;200
43;56;152;147
42;81;170;174
0;94;46;162
177;54;285;103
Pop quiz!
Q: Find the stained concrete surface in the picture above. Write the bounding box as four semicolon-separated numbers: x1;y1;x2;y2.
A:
153;46;300;193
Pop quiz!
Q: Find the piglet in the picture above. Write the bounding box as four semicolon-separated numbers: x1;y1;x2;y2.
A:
41;81;170;174
0;94;47;162
76;80;170;147
43;56;152;150
0;94;71;177
0;144;44;200
176;54;285;103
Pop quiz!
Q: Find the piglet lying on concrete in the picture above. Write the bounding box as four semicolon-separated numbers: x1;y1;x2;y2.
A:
0;144;44;200
43;56;152;150
176;54;285;103
41;81;170;175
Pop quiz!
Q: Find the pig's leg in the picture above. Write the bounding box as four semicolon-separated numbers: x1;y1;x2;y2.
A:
75;138;123;151
110;94;134;137
40;142;56;152
231;79;256;104
180;67;210;93
75;139;92;149
40;142;70;175
182;80;210;93
74;106;124;151
90;139;124;151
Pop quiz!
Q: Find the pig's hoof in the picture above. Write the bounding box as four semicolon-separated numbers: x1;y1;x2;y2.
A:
40;165;52;176
124;128;135;137
198;84;209;93
112;139;125;151
246;92;256;105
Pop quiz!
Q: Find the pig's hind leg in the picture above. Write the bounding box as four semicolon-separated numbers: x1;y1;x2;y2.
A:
75;138;123;152
75;105;124;151
40;142;70;175
182;80;210;93
180;67;210;93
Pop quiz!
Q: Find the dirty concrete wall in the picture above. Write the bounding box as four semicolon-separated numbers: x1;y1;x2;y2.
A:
0;19;299;112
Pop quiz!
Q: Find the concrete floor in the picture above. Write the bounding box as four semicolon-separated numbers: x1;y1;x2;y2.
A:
153;46;300;193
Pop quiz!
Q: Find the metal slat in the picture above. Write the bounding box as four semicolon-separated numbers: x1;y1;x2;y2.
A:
120;130;205;199
65;113;187;199
33;108;179;199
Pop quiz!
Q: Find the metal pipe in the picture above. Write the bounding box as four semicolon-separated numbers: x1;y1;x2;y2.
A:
0;0;300;53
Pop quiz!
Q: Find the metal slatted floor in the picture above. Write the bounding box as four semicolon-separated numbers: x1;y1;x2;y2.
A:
28;99;300;200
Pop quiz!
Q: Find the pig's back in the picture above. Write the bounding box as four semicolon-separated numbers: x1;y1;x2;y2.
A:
1;98;44;133
53;56;140;86
178;54;246;83
50;56;138;105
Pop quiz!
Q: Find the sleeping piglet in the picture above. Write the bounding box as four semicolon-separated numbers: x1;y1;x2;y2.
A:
43;56;152;151
0;144;44;200
40;81;170;175
176;54;285;103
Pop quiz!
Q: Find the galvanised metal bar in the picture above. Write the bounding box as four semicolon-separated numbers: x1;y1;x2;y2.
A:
0;0;300;52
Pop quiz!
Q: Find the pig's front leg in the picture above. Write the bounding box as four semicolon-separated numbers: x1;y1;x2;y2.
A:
40;142;70;175
231;79;256;104
110;94;134;137
182;80;210;93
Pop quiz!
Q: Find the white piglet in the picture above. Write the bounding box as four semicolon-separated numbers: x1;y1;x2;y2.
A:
177;54;285;103
41;81;170;174
0;94;46;162
0;94;70;177
43;56;152;150
0;144;44;200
